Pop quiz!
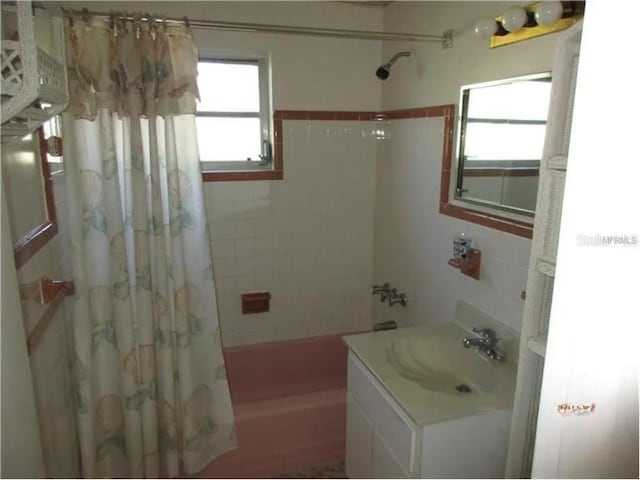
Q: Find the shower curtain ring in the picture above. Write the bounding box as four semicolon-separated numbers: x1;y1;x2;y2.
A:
81;7;91;24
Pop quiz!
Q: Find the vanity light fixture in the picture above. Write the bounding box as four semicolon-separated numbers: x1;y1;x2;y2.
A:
501;6;529;33
474;1;584;48
534;1;564;25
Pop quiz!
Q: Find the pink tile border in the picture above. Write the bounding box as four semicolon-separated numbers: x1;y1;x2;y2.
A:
203;105;452;183
203;104;533;238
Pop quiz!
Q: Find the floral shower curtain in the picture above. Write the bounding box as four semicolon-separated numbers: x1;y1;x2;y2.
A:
62;17;236;478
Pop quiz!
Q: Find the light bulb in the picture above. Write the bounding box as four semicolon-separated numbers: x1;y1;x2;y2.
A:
501;6;527;32
474;18;498;39
535;1;563;26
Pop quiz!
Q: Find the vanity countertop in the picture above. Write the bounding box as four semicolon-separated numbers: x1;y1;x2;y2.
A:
343;317;518;427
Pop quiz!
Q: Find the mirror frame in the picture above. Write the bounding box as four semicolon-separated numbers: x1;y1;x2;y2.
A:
12;127;59;269
453;72;551;218
439;105;534;239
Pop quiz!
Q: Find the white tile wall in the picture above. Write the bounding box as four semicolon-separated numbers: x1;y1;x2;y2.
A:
204;120;378;347
373;117;531;333
206;115;532;347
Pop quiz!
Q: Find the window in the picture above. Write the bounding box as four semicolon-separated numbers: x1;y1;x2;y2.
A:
196;58;276;179
459;76;551;169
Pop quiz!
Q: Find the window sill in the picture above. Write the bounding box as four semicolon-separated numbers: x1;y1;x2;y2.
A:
202;169;283;182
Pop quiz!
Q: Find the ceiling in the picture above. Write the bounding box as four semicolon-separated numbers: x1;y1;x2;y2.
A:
337;1;395;7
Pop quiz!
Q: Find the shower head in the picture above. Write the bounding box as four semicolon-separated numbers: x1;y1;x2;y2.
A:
375;50;412;80
375;65;391;80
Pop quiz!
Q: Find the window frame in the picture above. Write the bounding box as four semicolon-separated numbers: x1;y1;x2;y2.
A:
196;54;281;181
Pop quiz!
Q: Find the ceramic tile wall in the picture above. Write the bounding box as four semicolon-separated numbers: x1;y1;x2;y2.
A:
372;0;557;333
205;120;378;347
373;117;531;332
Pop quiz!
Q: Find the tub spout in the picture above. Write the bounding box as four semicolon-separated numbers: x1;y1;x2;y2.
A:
373;320;397;331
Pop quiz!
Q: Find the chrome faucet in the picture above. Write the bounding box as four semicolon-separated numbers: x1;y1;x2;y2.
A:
387;288;408;306
372;283;407;307
373;283;391;302
463;327;505;362
372;283;390;295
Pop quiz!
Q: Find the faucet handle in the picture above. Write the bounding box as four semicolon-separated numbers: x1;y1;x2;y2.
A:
472;327;497;342
372;283;390;294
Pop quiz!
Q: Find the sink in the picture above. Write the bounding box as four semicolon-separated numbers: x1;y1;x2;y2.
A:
386;335;501;395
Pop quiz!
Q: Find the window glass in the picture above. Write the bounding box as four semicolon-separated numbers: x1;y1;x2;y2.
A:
197;62;260;112
196;117;261;162
196;59;269;166
467;81;551;121
464;123;547;161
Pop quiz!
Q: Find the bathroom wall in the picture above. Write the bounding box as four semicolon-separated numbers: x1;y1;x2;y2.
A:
55;1;556;340
59;1;384;111
381;1;558;109
205;120;377;346
373;2;559;332
63;1;384;346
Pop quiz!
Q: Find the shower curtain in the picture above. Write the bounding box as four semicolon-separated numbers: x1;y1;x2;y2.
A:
62;16;236;478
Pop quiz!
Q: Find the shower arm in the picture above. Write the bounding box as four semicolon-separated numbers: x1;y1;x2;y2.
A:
384;51;413;68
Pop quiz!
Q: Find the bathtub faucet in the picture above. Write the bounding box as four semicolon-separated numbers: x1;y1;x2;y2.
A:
372;283;390;295
372;283;408;307
373;320;397;331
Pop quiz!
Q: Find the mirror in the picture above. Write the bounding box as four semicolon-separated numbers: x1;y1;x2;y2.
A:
1;126;58;269
454;72;552;217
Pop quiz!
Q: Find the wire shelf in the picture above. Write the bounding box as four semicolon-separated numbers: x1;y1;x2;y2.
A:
1;1;68;143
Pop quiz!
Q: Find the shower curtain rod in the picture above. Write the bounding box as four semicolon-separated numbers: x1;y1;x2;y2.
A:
59;7;453;46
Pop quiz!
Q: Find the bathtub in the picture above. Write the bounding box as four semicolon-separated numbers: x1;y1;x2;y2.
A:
192;334;349;478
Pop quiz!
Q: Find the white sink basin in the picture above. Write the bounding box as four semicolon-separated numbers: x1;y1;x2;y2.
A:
387;335;501;395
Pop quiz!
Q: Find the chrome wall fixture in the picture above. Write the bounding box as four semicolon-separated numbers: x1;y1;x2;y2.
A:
375;50;412;80
372;283;408;307
474;1;584;48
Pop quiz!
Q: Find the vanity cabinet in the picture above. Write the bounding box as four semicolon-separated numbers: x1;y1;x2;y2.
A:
346;352;512;479
346;353;415;478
